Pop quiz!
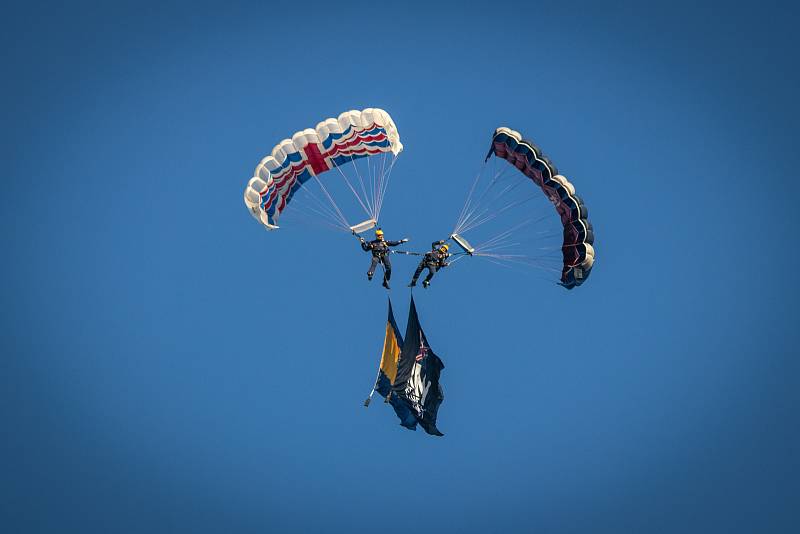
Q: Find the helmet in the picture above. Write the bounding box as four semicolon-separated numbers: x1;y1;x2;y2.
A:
440;244;449;253
375;229;384;239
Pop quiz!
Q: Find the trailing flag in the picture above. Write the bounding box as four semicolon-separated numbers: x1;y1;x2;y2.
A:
364;299;404;406
391;296;445;436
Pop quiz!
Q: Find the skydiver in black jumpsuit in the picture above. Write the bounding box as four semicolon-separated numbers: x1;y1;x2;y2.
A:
409;241;450;288
358;228;408;289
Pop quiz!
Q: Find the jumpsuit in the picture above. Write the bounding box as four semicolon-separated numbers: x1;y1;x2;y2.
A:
410;241;449;286
361;238;404;283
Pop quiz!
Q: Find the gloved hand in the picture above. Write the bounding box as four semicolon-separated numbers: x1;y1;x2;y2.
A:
400;238;409;243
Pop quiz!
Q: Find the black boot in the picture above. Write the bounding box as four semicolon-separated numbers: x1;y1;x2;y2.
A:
382;279;390;289
408;281;416;287
422;280;430;288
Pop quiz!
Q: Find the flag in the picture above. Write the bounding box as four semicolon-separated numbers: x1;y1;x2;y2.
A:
364;299;403;406
391;296;445;436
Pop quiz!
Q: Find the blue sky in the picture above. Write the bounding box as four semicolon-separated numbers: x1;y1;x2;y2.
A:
3;1;799;532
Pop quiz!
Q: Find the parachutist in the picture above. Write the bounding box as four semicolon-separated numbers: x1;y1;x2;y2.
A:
409;241;450;288
361;228;407;288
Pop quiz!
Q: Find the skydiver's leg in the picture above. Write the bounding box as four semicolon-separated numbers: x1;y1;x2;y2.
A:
382;256;392;281
422;264;435;287
410;261;425;286
368;256;379;281
381;256;392;289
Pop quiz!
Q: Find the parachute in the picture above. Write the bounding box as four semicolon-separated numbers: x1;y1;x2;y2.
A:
244;108;403;233
449;127;595;289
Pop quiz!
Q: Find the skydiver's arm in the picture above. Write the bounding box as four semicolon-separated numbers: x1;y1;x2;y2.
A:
387;239;408;247
360;239;371;252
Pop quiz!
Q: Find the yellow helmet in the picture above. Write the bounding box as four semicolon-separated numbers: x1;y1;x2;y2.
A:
440;244;449;252
375;229;384;239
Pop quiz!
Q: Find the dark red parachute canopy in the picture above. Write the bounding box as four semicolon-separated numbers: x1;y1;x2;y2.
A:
486;127;595;288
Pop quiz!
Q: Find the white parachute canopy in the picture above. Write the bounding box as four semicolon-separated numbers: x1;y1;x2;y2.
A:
244;108;402;233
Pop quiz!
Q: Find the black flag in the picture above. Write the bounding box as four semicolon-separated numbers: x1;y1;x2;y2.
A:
391;296;445;436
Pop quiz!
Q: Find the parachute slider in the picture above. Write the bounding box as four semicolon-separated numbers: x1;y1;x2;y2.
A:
450;233;475;255
350;218;377;234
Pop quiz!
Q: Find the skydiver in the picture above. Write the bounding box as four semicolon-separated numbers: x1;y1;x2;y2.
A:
408;240;450;288
357;228;408;289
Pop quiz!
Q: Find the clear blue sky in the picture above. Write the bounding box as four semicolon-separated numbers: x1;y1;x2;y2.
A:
3;1;798;532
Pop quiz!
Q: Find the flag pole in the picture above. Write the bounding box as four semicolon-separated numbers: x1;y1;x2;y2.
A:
363;367;381;407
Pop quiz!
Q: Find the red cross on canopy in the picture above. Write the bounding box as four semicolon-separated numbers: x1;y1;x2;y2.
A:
302;143;331;176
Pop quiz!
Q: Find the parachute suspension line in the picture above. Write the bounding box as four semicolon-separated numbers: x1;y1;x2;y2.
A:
457;168;506;230
375;154;398;222
480;256;516;269
453;162;489;234
369;153;379;220
482;258;564;286
457;192;537;235
446;253;470;265
377;155;392;218
373;151;388;219
361;155;371;218
477;247;564;264
473;222;531;250
456;206;490;235
474;254;561;286
363;152;379;222
367;158;380;220
467;211;564;274
472;214;552;252
351;152;374;218
453;164;516;235
293;178;352;230
457;160;494;231
373;152;392;221
347;152;373;220
529;231;567;243
473;252;563;274
475;242;522;254
295;206;345;230
456;160;512;231
333;162;373;220
455;167;520;235
310;173;351;230
456;153;504;230
289;202;352;233
462;197;532;233
474;217;536;249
